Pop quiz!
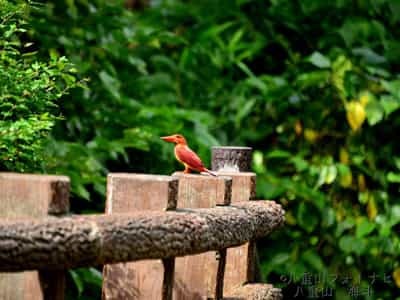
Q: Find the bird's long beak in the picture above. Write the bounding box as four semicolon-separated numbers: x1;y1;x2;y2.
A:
160;135;176;143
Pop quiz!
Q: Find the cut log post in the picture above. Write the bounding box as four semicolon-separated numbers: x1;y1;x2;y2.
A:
171;172;232;300
0;173;70;300
211;146;253;172
0;201;285;271
102;173;178;300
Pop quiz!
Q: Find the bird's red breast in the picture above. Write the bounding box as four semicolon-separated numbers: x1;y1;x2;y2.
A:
174;144;206;172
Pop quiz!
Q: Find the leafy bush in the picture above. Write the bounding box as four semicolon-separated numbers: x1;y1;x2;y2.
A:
27;0;400;298
0;0;80;172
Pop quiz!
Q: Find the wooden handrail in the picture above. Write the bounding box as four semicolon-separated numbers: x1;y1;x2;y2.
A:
0;201;284;272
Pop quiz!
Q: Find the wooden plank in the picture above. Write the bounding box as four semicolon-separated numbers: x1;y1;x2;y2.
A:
0;172;69;300
216;172;258;294
172;172;232;207
102;173;178;300
171;172;232;300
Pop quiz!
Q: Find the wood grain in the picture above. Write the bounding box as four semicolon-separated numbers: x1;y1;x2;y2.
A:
102;173;178;300
0;173;69;300
171;173;232;300
216;172;258;294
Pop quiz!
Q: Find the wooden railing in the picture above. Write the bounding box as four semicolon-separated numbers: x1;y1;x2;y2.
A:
0;147;285;300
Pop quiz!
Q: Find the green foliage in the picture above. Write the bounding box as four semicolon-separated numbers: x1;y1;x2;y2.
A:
24;0;400;298
67;268;102;299
0;0;80;172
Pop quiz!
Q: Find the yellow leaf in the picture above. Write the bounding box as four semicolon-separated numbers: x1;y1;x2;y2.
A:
393;268;400;288
359;93;369;107
340;171;352;188
346;101;366;131
332;56;352;100
148;38;161;48
304;129;319;143
358;174;367;191
285;211;297;225
340;147;349;164
367;197;378;220
295;120;302;136
336;206;345;222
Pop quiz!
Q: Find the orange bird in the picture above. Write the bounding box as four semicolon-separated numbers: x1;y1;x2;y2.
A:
161;134;216;176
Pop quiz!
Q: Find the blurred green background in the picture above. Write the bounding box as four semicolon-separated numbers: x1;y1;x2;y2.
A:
1;0;400;299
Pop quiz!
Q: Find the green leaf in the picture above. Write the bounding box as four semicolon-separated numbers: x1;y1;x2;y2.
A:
296;70;330;89
356;218;376;238
387;172;400;183
235;98;256;126
297;202;319;233
382;79;400;99
69;270;84;296
79;268;103;287
394;157;400;170
290;156;309;172
252;151;266;174
75;183;90;201
380;95;400;116
335;218;355;238
99;70;120;100
391;205;400;223
257;180;286;198
325;165;337;184
321;207;335;228
265;150;291;159
316;165;337;187
339;235;367;255
352;47;386;64
307;52;331;68
302;249;325;271
365;99;384;125
269;252;291;266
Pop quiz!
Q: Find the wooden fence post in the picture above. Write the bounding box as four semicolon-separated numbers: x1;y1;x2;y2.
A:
0;173;70;300
102;173;178;300
171;172;232;300
211;147;260;295
211;146;253;172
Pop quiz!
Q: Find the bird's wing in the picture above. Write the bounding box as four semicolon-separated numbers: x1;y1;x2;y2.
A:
175;145;205;170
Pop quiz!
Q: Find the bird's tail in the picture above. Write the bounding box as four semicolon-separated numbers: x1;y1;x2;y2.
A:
204;168;217;177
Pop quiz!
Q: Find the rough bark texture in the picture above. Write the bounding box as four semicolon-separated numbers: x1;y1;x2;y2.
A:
0;173;69;300
225;283;283;300
211;147;253;172
0;201;284;271
102;173;178;300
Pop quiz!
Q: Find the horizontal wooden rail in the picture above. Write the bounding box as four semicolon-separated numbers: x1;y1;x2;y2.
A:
0;201;284;272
